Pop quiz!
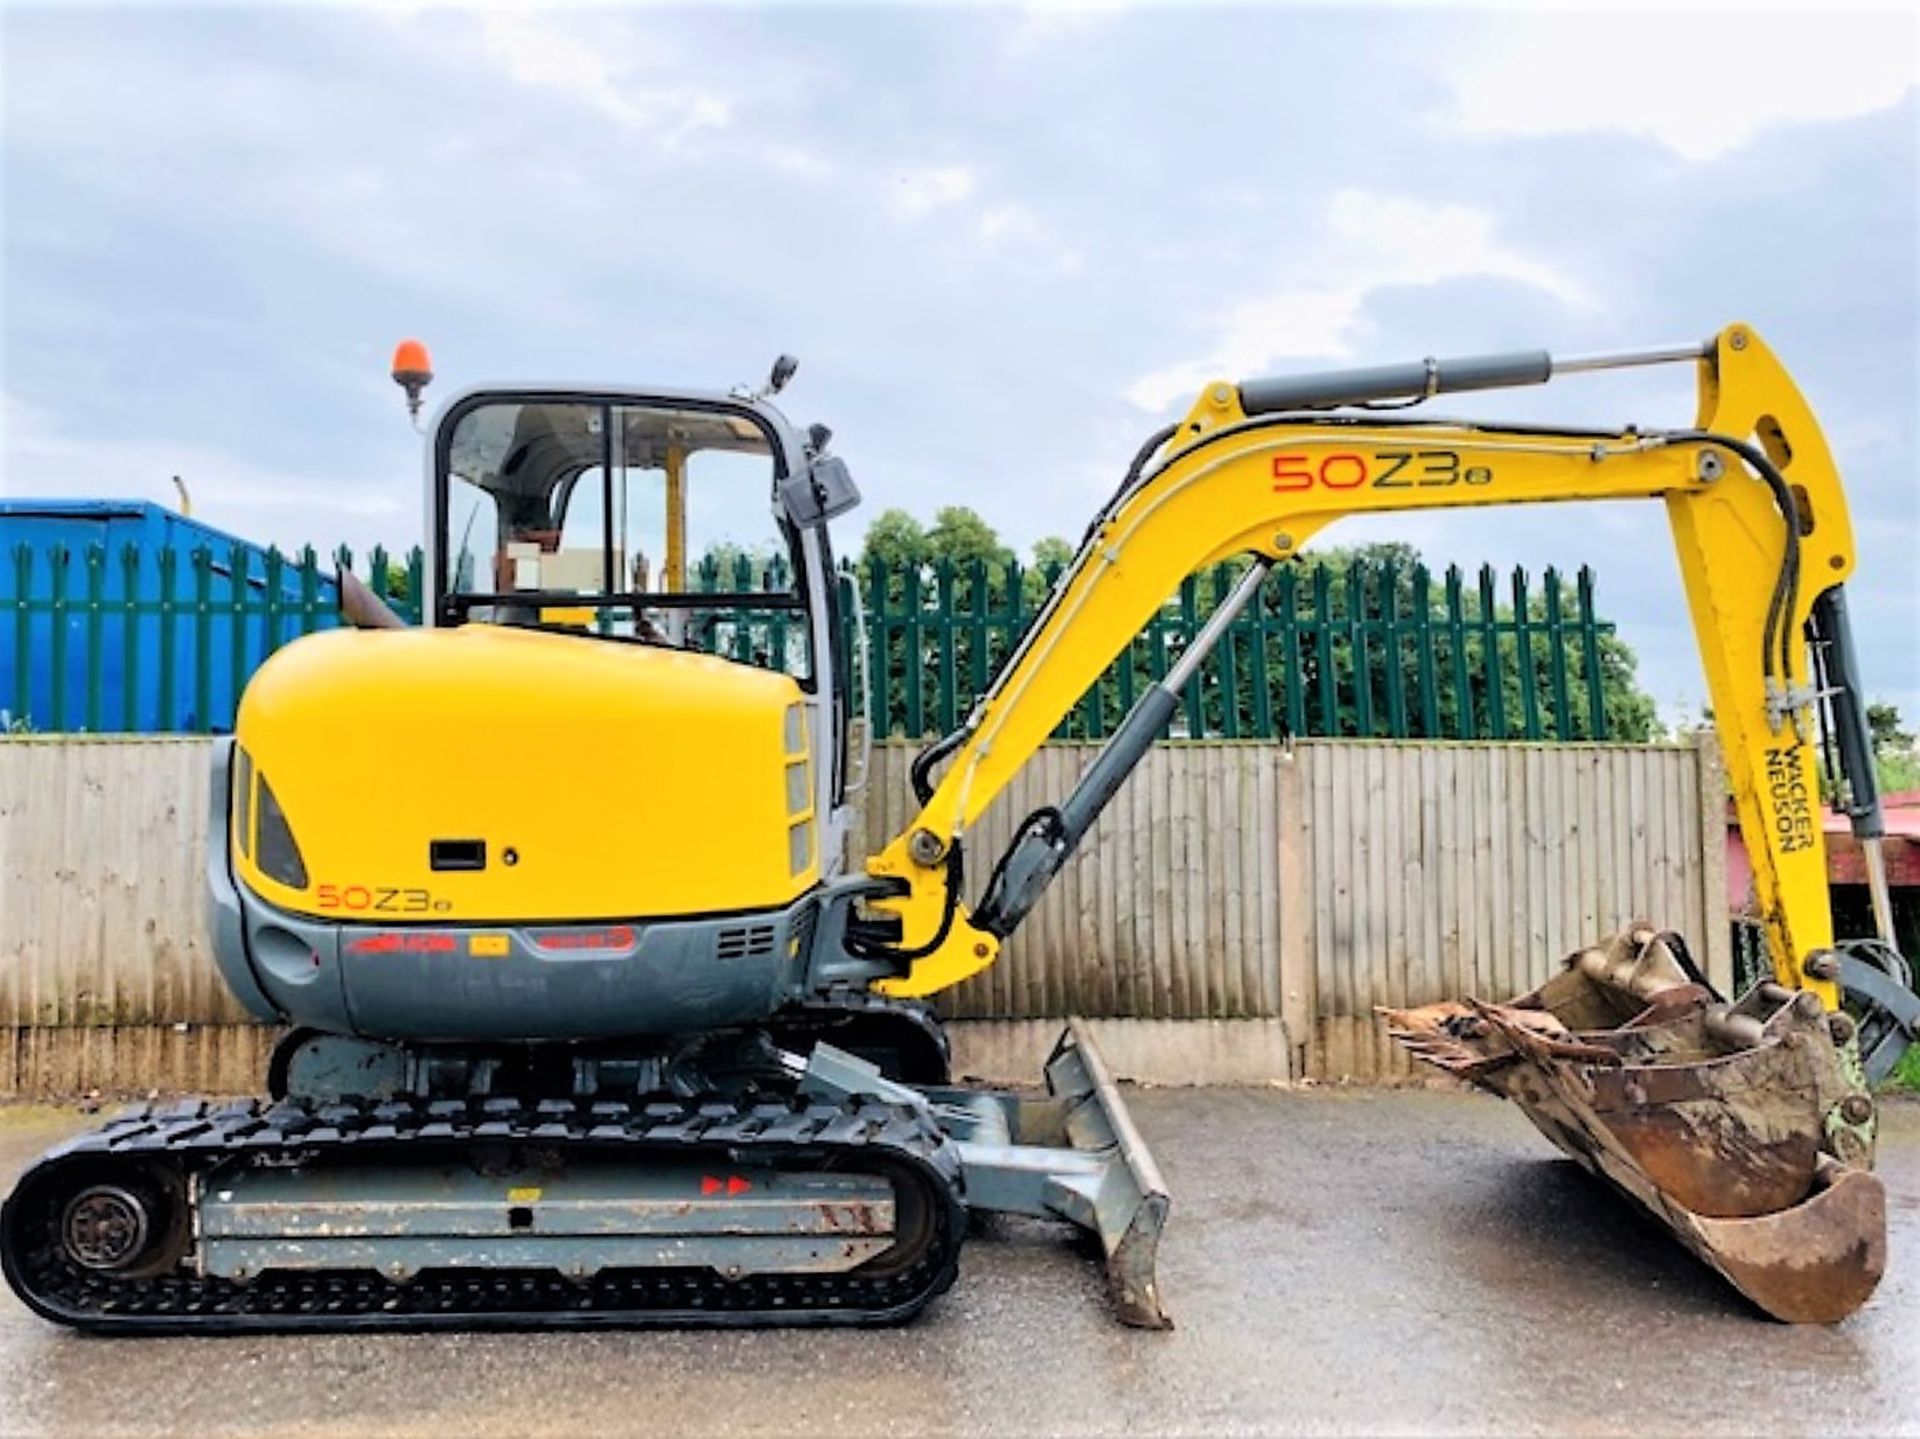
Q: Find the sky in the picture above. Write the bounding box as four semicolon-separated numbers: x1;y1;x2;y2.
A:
2;2;1916;723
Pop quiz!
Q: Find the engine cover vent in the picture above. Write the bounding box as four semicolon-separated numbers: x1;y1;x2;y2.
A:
716;923;778;960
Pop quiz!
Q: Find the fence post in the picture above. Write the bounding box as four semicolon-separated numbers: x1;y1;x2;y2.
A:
191;546;213;734
730;552;754;664
1346;564;1371;737
1312;564;1336;735
1695;728;1734;995
1577;566;1607;740
1246;567;1272;738
9;546;30;728
902;563;923;738
1278;566;1304;738
1178;575;1203;737
1444;566;1472;740
263;547;284;660
48;544;69;731
968;558;991;703
1477;565;1506;739
1544;565;1571;741
1214;565;1241;740
1413;563;1438;738
120;543;141;732
84;544;105;733
228;543;249;730
405;548;425;624
297;547;321;637
866;559;890;739
934;559;956;736
1380;556;1405;737
1511;566;1541;741
158;547;178;731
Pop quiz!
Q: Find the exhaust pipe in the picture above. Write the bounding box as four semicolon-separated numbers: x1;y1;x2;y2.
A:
338;570;407;630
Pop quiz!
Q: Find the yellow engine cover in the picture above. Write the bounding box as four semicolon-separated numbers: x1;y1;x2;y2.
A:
231;625;817;923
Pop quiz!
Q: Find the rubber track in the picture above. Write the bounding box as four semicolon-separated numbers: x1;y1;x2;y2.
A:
1;1092;966;1334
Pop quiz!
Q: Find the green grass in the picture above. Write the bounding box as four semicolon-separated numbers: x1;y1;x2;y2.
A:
1886;1045;1920;1095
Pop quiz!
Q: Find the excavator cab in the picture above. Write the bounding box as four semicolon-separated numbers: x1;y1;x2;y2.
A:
430;386;863;851
196;377;872;1048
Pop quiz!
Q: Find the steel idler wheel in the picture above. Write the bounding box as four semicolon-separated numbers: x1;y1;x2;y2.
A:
52;1164;188;1279
62;1186;151;1270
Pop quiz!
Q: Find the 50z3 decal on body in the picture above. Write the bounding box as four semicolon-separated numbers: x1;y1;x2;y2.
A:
315;884;454;914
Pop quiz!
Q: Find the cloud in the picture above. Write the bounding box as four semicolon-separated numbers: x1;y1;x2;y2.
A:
890;165;978;217
1440;12;1917;160
470;12;729;142
2;395;407;556
976;203;1083;273
1;7;1911;727
1126;189;1590;410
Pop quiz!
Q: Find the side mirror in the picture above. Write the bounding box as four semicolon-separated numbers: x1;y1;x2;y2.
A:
780;455;861;527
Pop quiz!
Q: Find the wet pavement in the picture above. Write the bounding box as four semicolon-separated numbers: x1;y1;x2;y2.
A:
1;1087;1915;1438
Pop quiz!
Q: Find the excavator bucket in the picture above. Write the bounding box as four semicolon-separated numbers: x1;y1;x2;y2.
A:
1383;925;1886;1323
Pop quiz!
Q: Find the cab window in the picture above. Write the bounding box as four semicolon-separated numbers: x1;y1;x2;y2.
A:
440;398;809;678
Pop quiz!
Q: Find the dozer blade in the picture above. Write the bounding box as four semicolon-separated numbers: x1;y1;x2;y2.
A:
1034;1018;1173;1329
797;1022;1170;1326
917;1018;1172;1328
1382;924;1886;1324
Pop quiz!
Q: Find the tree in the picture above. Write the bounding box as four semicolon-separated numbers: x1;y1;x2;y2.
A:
844;518;1661;746
1222;543;1660;742
1023;535;1075;607
1869;702;1915;756
926;506;1012;570
859;509;931;572
380;559;412;607
1029;535;1074;571
1591;632;1661;742
1867;701;1920;792
692;540;782;591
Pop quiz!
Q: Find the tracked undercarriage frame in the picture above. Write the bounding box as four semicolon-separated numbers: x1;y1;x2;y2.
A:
1;1021;1169;1333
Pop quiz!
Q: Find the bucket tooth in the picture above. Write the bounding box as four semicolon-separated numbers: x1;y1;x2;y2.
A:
1383;924;1888;1323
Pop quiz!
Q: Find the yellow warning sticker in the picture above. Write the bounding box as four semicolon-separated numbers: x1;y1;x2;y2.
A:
507;1186;542;1204
469;934;510;957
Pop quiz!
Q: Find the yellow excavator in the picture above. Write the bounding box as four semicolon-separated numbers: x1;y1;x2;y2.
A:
3;323;1913;1332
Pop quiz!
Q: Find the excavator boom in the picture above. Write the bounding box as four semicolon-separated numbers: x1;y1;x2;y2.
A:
855;323;1911;1320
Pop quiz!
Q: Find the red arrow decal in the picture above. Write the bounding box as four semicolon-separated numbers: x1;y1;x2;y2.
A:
727;1175;751;1196
701;1175;721;1196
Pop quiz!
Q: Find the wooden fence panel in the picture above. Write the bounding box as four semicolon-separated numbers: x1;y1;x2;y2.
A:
0;738;247;1028
2;736;1721;1086
1288;740;1719;1079
859;737;1720;1076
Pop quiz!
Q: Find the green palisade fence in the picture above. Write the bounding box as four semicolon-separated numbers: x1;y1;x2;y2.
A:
859;556;1618;743
3;545;1617;742
3;544;421;735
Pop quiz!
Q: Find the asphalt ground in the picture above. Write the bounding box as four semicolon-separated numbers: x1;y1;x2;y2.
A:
1;1087;1915;1439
